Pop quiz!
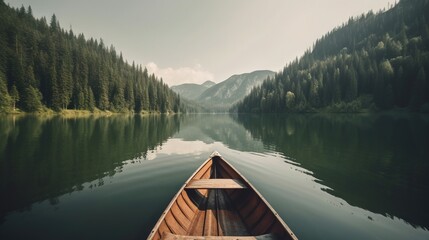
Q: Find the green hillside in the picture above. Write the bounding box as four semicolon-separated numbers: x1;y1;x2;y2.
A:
0;1;182;113
234;0;429;113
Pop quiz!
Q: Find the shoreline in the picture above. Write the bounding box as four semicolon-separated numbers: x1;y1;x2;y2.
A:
2;107;427;118
0;108;178;118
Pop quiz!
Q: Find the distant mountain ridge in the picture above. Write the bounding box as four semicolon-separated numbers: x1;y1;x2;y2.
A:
171;81;215;100
171;70;275;112
201;80;216;88
197;70;275;111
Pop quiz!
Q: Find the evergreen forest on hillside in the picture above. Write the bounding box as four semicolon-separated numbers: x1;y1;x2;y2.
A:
234;0;429;113
0;1;182;113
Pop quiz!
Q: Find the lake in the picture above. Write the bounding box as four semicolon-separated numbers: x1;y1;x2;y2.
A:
0;113;428;239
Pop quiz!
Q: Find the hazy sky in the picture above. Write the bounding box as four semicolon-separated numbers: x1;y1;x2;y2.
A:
7;0;392;86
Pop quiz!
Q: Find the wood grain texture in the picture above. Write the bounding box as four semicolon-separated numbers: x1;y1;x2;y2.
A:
170;203;191;230
185;179;247;189
181;191;198;212
176;194;195;220
165;211;186;235
161;232;278;239
188;206;206;236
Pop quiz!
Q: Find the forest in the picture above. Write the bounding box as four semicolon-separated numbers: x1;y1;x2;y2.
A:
233;0;429;113
0;1;182;113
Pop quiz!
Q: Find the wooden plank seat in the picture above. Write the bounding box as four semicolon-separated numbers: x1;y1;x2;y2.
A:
161;232;278;240
185;179;247;189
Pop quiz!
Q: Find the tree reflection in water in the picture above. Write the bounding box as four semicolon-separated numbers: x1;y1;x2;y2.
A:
0;114;181;222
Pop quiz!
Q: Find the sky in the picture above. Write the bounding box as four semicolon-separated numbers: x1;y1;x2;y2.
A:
6;0;393;86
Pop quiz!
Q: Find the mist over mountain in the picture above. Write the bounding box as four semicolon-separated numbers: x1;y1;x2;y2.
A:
201;80;216;88
198;70;275;112
172;71;274;112
171;81;215;100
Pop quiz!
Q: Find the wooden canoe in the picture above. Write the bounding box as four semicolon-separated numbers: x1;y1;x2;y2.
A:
147;152;298;240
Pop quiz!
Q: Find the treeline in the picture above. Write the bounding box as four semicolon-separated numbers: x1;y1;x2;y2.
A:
0;1;182;113
234;0;429;113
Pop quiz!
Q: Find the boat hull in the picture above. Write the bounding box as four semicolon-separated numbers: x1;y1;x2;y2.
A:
147;153;297;240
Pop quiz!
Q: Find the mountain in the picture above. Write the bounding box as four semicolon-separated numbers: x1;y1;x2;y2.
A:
0;2;182;113
234;0;429;113
197;70;275;112
201;80;216;88
171;80;215;100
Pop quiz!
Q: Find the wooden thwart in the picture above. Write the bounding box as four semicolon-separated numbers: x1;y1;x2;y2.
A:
185;179;247;189
161;232;277;240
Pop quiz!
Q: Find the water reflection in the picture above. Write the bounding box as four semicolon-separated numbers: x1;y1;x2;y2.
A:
1;113;428;239
175;114;266;152
0;114;180;222
233;113;429;229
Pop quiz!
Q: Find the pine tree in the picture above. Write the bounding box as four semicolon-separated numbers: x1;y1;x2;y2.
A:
0;73;12;112
309;78;320;107
95;64;110;110
24;65;36;87
332;68;341;103
22;86;43;112
51;64;61;110
50;14;58;32
10;85;19;111
59;59;72;109
345;66;357;102
87;87;95;111
142;85;150;111
124;80;134;110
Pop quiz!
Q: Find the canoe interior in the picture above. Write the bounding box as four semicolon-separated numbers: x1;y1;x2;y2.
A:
148;156;296;240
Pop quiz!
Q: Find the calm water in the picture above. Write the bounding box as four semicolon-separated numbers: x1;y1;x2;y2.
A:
0;113;428;240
